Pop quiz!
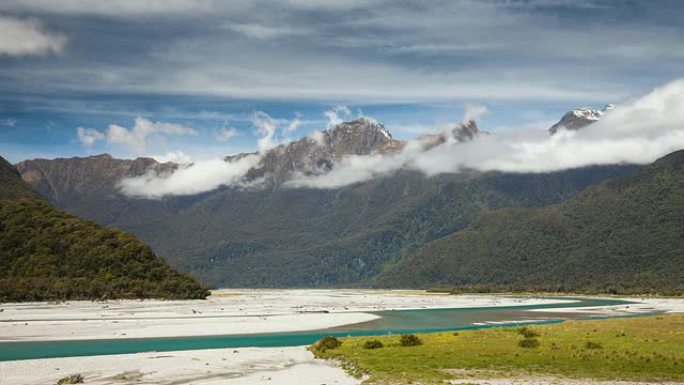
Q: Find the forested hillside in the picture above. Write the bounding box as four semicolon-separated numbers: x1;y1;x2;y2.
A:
375;150;684;295
0;156;209;301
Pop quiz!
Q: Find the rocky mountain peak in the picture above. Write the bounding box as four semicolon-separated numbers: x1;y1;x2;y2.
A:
549;104;614;134
249;118;404;183
418;120;480;149
326;117;400;157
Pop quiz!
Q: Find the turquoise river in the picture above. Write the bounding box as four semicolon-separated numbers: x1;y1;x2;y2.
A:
0;297;640;361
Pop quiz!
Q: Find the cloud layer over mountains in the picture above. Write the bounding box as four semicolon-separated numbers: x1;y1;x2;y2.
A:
117;79;684;198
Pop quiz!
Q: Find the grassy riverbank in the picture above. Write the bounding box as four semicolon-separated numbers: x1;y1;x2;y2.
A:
313;314;684;384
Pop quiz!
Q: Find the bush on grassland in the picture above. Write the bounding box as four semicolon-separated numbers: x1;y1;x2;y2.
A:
314;336;342;352
518;337;540;348
363;339;384;349
400;334;423;347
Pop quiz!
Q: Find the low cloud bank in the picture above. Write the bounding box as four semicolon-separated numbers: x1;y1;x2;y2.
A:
118;154;262;199
119;79;684;197
287;79;684;188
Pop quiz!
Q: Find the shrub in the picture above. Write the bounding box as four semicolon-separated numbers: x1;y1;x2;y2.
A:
363;339;384;349
518;337;540;348
400;334;423;347
517;327;540;338
585;341;603;350
57;374;84;385
314;336;342;352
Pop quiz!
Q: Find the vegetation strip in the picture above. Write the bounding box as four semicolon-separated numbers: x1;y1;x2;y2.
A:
312;314;684;384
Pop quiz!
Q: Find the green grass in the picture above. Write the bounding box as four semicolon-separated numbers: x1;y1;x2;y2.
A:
313;314;684;384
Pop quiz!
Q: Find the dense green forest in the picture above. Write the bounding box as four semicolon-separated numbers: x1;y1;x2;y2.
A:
0;156;209;302
375;150;684;295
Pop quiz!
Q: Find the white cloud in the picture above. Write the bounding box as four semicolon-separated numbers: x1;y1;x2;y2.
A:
225;22;305;40
76;117;198;152
0;15;66;56
215;126;239;142
118;154;261;198
324;106;352;129
462;104;487;124
285;113;302;133
253;111;279;152
252;111;301;152
105;117;198;152
76;126;105;147
150;150;192;164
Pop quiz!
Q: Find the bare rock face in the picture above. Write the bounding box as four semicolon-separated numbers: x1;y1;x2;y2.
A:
418;120;480;150
235;118;406;183
549;104;614;134
16;154;176;205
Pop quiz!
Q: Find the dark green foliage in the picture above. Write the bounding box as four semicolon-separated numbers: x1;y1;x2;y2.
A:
375;150;684;295
314;336;342;352
57;374;83;384
363;339;384;349
0;198;209;302
519;337;540;348
17;154;638;288
585;341;603;350
400;334;423;346
0;156;41;200
518;327;540;338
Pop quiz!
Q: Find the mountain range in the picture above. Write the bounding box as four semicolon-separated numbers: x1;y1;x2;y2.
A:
16;113;671;292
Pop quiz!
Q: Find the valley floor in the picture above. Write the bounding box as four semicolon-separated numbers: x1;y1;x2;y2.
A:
0;290;683;385
0;289;577;341
0;346;358;385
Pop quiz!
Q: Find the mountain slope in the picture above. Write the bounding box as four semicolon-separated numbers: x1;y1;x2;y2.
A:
0;156;208;301
0;156;41;200
15;147;638;288
375;150;684;295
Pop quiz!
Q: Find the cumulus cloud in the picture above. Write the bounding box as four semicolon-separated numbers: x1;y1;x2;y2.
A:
76;117;198;152
0;15;66;56
107;117;198;151
76;126;105;147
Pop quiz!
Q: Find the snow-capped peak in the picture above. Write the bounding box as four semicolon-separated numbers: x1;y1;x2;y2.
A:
549;104;615;134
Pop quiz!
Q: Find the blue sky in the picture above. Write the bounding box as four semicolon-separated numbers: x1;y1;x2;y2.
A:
1;0;683;163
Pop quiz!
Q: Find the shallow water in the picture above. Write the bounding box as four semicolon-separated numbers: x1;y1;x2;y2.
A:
0;297;635;361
